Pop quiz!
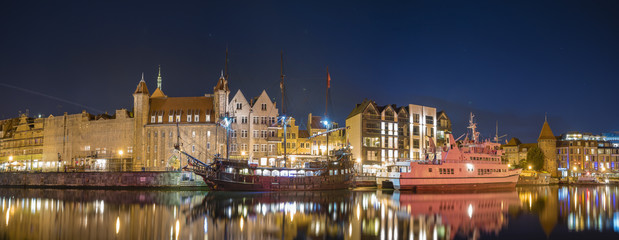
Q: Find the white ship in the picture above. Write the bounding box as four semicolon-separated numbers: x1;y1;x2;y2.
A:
397;113;521;191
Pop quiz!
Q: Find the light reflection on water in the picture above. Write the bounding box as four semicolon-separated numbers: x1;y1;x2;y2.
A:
0;186;618;239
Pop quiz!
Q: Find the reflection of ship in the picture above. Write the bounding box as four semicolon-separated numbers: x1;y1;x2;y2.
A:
398;191;520;240
185;191;351;239
398;113;521;191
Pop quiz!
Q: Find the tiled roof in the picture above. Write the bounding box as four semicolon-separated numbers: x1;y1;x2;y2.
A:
538;121;556;140
298;130;310;138
148;96;214;124
346;99;373;120
134;80;149;95
151;88;166;98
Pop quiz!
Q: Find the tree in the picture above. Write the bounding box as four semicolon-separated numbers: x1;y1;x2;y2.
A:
514;159;527;169
526;146;545;171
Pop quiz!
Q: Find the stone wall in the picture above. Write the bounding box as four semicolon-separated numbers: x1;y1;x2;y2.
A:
0;171;206;187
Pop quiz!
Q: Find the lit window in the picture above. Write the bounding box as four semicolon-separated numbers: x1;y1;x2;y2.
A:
192;131;196;138
151;116;155;123
194;115;199;122
187;115;192;122
169;115;173;122
205;115;211;122
158;116;162;123
176;115;181;122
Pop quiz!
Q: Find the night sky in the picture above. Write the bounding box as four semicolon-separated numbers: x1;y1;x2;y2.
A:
1;0;618;143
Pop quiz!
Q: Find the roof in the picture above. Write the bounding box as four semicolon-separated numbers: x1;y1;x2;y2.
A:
213;75;229;92
151;88;167;98
538;121;556;140
134;80;149;95
310;115;325;129
506;137;522;146
149;96;214;124
298;130;310;138
346;99;373;119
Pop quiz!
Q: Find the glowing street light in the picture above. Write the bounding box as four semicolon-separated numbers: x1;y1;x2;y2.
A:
8;156;13;161
241;151;246;156
573;166;577;171
528;165;532;170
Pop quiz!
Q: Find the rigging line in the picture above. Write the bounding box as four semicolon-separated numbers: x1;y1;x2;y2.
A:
0;82;105;113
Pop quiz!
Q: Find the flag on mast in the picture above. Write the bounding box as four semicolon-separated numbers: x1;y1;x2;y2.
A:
327;67;331;88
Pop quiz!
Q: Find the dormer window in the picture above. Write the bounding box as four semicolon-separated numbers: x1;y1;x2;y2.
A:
187;114;192;122
151;115;156;123
176;115;181;122
261;103;267;111
194;114;199;122
205;114;211;122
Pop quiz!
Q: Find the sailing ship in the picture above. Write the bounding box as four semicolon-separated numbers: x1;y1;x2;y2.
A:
180;53;354;191
394;113;521;191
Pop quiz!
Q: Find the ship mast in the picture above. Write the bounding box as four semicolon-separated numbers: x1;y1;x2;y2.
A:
280;51;287;167
467;112;479;142
325;66;329;160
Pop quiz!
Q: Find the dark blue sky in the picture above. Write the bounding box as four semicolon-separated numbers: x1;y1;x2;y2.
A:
1;0;618;143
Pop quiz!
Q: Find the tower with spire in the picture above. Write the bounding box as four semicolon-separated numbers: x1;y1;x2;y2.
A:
151;65;167;98
133;73;150;170
213;70;229;120
538;117;558;177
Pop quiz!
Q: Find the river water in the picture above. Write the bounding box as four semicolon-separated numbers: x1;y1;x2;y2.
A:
0;186;618;240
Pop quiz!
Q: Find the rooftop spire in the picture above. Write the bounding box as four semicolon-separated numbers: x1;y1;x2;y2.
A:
140;72;145;82
220;69;224;79
157;65;162;90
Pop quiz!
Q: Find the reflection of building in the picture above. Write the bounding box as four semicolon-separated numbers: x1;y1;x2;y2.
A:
346;99;439;173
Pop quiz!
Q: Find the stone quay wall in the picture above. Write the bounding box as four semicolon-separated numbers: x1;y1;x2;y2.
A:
0;171;206;188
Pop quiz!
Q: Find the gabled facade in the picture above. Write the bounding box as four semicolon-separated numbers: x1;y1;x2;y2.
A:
227;90;279;164
346;99;438;174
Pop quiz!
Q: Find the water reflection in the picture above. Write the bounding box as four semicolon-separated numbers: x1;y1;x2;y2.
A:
0;187;618;239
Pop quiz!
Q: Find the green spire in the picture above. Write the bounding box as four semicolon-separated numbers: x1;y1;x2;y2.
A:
157;65;162;90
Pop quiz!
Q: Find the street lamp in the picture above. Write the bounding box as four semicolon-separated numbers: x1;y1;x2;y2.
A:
8;156;13;172
322;120;330;158
528;165;532;170
118;150;124;172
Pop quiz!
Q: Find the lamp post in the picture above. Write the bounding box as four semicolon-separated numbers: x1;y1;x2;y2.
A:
118;150;124;172
8;156;13;172
322;120;330;159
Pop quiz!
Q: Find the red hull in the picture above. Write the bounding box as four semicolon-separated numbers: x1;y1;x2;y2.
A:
202;173;353;191
399;181;518;192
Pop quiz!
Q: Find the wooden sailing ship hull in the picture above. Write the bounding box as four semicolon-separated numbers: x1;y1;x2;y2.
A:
201;172;354;191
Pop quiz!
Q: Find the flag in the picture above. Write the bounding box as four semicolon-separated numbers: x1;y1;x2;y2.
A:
327;68;331;88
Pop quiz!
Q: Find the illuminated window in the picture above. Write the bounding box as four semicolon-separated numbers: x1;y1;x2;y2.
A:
194;115;199;122
176;115;181;122
169;115;173;122
187;115;192;122
205;114;211;122
157;116;162;123
151;116;155;123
